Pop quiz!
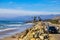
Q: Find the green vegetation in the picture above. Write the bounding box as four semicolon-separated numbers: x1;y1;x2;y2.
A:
25;16;41;23
38;16;41;21
33;16;41;22
50;20;58;24
46;19;59;24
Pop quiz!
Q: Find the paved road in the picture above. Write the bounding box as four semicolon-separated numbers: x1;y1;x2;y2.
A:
51;34;60;40
44;22;60;40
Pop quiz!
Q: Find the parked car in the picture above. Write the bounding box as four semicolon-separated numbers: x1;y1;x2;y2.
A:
45;26;58;34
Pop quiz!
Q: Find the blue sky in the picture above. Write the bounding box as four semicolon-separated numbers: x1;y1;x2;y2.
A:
0;0;60;17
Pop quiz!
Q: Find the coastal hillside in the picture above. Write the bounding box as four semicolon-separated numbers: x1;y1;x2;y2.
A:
2;22;60;40
53;16;60;20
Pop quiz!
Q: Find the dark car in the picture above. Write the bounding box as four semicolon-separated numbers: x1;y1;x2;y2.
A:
47;26;58;34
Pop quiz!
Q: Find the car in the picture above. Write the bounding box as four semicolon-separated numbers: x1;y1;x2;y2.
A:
48;26;58;34
45;26;58;34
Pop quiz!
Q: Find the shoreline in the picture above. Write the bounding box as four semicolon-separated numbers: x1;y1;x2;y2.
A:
0;22;35;40
1;22;60;40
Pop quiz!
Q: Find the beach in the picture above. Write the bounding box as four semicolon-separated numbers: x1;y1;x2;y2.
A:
0;22;60;40
0;23;34;40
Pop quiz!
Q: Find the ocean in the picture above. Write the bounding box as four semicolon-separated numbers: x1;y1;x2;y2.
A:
0;22;34;39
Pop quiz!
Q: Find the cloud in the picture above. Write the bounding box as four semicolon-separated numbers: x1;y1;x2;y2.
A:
0;8;60;17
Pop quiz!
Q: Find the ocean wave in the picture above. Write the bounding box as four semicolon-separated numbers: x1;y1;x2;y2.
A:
6;24;22;27
24;23;34;25
0;28;18;32
0;23;34;39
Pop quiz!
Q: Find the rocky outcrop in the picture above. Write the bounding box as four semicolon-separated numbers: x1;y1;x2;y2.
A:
18;22;50;40
2;22;60;40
